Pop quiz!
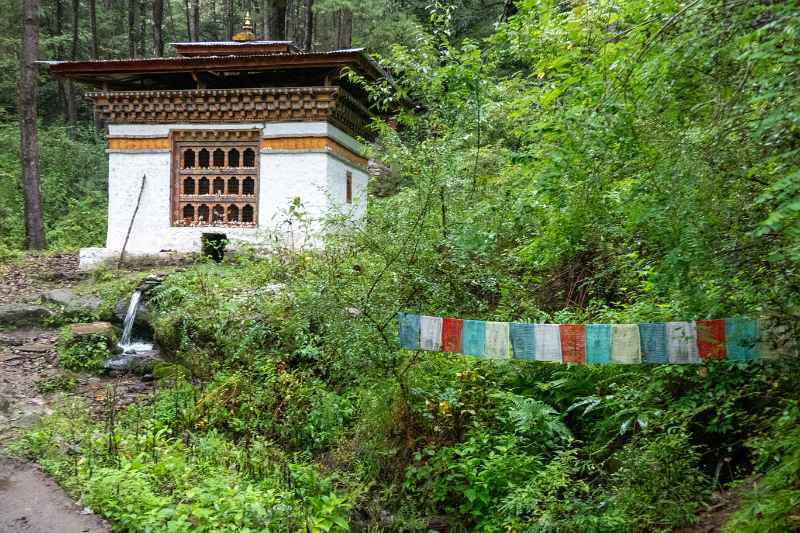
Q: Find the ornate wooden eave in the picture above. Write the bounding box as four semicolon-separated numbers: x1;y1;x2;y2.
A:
87;86;375;140
45;49;387;85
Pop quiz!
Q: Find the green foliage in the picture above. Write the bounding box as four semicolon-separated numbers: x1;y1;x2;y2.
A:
12;0;800;531
609;431;707;531
404;431;542;527
14;390;356;533
35;371;78;393
56;327;111;372
0;123;106;252
724;402;800;533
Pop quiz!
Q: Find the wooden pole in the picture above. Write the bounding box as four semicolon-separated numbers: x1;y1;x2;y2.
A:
119;175;147;268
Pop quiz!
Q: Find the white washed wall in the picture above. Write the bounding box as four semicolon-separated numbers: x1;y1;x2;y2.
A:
84;121;368;268
326;155;369;221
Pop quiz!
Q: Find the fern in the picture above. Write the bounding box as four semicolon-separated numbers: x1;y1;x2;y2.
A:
491;391;572;447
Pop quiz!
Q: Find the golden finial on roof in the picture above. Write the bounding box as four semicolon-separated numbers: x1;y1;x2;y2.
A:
233;12;257;42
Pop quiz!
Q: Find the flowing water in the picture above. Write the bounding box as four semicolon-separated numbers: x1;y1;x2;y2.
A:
118;290;153;354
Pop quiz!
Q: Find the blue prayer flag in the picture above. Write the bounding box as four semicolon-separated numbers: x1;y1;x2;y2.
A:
462;320;486;356
585;324;611;364
726;318;759;361
510;323;535;360
639;323;668;364
398;313;421;350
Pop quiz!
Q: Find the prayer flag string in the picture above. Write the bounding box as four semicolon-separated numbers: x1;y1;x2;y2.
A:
397;315;792;364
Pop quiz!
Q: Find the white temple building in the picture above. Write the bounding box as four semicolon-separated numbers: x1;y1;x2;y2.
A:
46;22;387;269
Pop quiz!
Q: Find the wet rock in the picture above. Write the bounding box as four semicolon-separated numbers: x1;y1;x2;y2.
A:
41;288;102;314
64;322;117;355
0;304;52;328
113;297;151;326
16;412;42;428
136;275;164;294
104;350;161;374
264;283;285;295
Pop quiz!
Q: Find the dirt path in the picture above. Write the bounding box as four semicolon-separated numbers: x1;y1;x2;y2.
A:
0;456;110;533
0;327;156;444
0;252;81;305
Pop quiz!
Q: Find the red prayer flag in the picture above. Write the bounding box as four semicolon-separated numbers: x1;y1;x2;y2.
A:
697;319;726;360
441;317;463;353
560;324;585;364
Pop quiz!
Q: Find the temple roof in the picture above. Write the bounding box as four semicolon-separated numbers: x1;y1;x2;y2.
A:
171;40;300;56
42;44;389;90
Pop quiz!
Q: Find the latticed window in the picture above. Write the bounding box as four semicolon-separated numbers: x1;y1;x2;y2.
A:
171;129;260;227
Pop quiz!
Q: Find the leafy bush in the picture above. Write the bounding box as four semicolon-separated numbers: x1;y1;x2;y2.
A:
35;372;78;393
609;431;707;531
56;328;111;372
14;395;354;533
724;402;800;533
0;123;106;252
404;431;543;528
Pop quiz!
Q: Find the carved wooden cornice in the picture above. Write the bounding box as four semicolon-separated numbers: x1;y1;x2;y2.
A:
172;129;261;142
88;87;374;139
260;137;368;168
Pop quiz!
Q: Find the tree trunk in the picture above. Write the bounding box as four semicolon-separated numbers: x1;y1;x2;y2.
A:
71;0;79;59
501;0;517;21
89;0;98;57
67;0;79;132
128;0;136;56
224;0;232;39
139;0;147;56
153;0;164;55
302;0;313;50
266;0;286;40
20;0;47;250
209;0;218;40
184;0;191;38
334;8;351;49
189;0;199;40
258;0;266;38
54;0;68;123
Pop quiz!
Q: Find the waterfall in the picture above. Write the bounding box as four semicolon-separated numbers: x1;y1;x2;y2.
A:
118;290;152;353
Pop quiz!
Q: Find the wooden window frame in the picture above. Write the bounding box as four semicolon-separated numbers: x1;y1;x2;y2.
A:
170;129;261;228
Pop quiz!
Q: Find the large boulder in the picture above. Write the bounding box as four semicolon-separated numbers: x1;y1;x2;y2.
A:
0;304;52;328
42;288;102;314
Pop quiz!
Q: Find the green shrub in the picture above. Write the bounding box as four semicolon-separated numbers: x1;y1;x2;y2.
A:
0;124;106;252
500;450;619;533
724;402;800;533
56;327;111;372
608;431;707;531
15;395;354;532
35;372;78;393
404;431;542;528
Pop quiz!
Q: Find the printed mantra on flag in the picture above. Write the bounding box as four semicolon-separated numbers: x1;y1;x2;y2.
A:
397;314;793;363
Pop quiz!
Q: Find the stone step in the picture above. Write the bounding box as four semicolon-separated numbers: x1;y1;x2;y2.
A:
0;304;53;328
